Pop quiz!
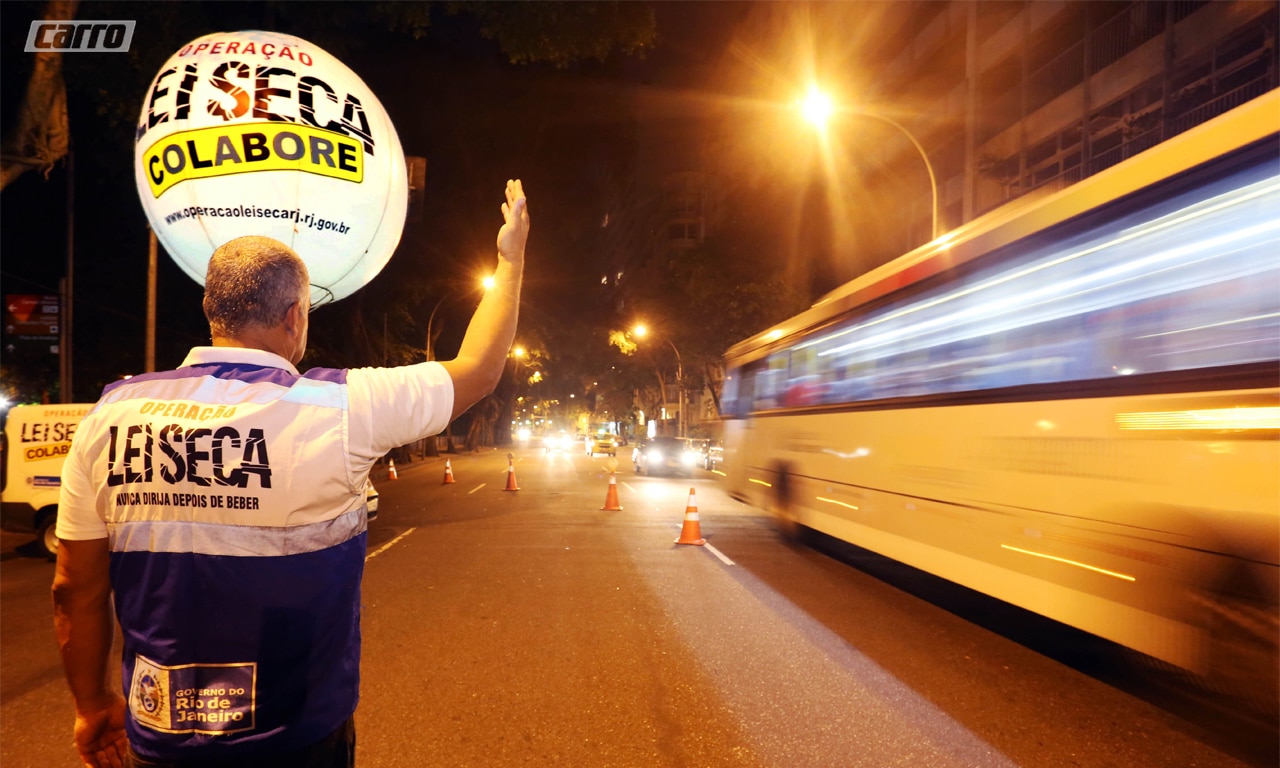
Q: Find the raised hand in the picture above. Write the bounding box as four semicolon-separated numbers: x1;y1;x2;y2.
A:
496;179;530;261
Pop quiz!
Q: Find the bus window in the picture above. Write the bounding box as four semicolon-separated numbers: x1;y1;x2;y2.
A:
721;371;741;420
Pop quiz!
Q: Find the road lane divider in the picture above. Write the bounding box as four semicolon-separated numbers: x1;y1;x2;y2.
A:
704;543;735;566
366;527;416;562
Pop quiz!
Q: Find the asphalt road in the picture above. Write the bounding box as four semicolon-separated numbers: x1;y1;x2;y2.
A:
2;446;1274;767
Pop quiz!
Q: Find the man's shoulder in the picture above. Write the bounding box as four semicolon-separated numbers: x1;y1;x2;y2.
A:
300;367;349;384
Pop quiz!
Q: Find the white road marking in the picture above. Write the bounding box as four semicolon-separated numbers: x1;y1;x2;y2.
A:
704;543;735;566
366;527;416;561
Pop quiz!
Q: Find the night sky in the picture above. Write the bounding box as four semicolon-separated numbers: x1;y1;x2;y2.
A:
1;2;908;403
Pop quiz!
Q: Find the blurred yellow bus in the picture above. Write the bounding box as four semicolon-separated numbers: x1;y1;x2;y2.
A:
722;91;1279;710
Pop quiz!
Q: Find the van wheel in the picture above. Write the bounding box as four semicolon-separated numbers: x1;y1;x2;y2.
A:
36;514;59;560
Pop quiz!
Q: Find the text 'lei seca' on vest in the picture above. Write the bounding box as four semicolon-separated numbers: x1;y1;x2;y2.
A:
106;424;272;488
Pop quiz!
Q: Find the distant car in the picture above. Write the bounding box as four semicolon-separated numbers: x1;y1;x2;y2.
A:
365;481;379;521
705;441;724;471
588;435;617;457
684;439;711;469
543;432;573;453
684;439;722;470
632;436;698;477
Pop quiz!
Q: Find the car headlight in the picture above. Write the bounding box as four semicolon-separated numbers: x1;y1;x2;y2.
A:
681;451;698;465
647;449;663;462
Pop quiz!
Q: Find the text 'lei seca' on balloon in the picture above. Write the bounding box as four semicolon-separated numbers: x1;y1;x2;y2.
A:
133;31;407;305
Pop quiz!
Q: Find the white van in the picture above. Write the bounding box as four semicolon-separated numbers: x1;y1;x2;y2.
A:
1;403;93;558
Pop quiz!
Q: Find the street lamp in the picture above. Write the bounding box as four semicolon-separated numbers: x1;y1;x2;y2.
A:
632;324;685;438
426;274;494;361
421;274;493;455
799;85;939;241
510;345;527;386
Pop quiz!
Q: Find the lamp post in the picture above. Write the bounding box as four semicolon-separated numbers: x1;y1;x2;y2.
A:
632;324;684;438
799;86;939;241
494;345;526;449
426;274;494;361
511;345;526;380
421;275;493;455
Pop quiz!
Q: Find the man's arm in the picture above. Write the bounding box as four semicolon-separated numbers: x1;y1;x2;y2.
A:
53;538;129;768
440;179;529;420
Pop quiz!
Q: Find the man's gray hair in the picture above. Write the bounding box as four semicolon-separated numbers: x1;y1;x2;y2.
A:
203;236;310;338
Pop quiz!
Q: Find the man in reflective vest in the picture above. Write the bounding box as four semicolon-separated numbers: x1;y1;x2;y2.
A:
53;181;528;767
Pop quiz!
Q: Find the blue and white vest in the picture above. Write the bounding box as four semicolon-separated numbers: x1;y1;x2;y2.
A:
61;351;423;759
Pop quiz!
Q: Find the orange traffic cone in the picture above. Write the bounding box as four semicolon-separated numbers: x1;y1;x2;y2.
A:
442;459;456;485
674;487;705;546
502;459;520;491
601;471;622;511
387;459;399;481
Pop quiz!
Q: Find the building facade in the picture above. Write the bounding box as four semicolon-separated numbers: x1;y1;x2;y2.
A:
883;1;1277;247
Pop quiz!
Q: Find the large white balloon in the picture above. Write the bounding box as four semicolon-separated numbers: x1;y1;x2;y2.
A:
134;30;406;305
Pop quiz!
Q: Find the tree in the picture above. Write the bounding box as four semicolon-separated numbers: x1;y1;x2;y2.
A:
614;178;809;419
0;0;74;189
455;2;655;69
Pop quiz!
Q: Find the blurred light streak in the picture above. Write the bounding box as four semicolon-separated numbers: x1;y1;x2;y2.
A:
823;447;870;459
749;478;773;487
1137;312;1280;340
1001;544;1136;582
798;179;1279;358
816;496;859;511
1116;407;1280;431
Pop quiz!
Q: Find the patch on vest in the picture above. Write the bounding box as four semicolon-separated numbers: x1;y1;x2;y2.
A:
129;654;257;735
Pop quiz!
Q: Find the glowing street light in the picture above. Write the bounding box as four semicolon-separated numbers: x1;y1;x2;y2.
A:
509;345;529;395
798;85;939;241
799;86;835;132
426;273;493;361
631;324;685;438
